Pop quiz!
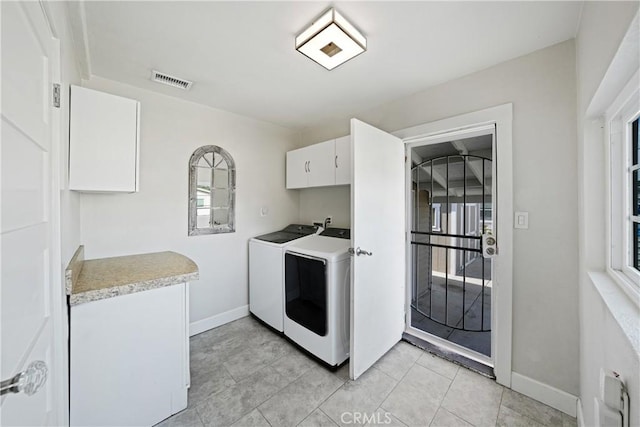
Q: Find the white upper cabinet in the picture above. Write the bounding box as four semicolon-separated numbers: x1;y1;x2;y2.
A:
69;85;140;193
307;140;335;187
286;136;351;189
286;147;310;189
334;135;351;186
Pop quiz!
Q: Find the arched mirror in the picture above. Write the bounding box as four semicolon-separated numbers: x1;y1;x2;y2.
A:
188;145;236;235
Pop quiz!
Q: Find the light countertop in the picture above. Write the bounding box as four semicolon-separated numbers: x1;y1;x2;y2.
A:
65;246;199;306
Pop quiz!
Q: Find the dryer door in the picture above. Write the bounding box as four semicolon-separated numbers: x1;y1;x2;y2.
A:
284;252;327;337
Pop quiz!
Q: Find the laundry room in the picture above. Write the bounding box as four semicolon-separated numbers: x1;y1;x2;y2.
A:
2;2;639;427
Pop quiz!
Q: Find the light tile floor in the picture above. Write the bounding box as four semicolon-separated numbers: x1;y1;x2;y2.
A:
156;317;577;427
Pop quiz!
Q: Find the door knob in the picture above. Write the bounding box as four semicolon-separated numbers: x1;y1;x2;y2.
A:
0;361;48;396
348;247;373;256
481;232;497;259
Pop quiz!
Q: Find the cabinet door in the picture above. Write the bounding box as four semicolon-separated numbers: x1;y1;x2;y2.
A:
286;148;308;189
334;135;351;185
69;86;139;192
307;139;335;187
70;284;188;426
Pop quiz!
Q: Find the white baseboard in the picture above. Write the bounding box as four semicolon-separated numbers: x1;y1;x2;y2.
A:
511;372;578;417
189;305;249;337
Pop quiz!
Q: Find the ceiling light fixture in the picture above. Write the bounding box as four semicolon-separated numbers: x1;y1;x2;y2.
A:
295;8;367;71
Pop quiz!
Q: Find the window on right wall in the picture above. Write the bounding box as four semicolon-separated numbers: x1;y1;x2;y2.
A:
632;118;639;272
607;76;640;294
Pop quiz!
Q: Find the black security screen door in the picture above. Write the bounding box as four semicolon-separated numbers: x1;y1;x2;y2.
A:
410;154;493;356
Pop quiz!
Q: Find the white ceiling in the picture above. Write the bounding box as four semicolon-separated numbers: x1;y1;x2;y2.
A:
69;1;583;130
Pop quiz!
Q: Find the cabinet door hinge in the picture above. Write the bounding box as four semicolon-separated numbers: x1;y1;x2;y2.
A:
52;84;61;108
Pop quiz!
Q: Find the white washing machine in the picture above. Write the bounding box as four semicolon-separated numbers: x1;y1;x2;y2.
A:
283;228;351;367
249;224;319;332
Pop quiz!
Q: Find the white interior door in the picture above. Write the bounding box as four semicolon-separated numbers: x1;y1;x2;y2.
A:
349;119;406;380
1;2;63;425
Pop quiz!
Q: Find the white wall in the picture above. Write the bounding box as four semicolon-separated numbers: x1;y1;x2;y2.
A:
53;5;83;269
301;41;580;396
78;76;299;327
42;2;83;282
298;186;351;227
575;2;640;426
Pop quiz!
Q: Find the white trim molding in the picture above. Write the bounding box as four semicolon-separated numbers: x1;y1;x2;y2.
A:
189;305;249;337
589;272;640;354
64;0;92;79
511;372;578;417
604;70;640;301
577;398;585;427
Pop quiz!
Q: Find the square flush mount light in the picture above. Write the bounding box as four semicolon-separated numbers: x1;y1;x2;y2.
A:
295;8;367;70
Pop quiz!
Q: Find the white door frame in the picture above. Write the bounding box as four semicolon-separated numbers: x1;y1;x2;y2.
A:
393;103;513;387
49;41;68;427
41;5;67;422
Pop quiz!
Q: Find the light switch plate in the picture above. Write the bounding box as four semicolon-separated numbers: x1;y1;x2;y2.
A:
514;211;529;229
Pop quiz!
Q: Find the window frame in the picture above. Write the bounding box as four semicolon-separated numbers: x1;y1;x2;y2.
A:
630;118;639;272
606;74;640;298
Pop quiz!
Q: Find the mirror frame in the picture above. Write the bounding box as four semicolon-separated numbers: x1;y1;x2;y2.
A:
188;145;236;236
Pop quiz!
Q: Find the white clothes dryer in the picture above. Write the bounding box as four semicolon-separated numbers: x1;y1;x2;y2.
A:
283;228;351;367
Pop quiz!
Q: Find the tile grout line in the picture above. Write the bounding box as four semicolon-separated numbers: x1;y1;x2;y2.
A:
194;404;206;427
251;360;338;426
371;364;404;407
256;407;274;427
378;347;420;399
424;360;455;426
235;366;296;425
499;390;556;427
301;368;349;424
372;344;463;426
429;362;463;427
372;352;419;427
221;363;239;386
493;386;506;427
318;407;337;427
369;345;442;426
192;328;296;426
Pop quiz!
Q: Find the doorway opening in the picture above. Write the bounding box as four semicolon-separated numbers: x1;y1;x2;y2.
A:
407;130;495;367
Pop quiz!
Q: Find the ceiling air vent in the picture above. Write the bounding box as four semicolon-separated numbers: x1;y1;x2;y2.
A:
151;70;193;90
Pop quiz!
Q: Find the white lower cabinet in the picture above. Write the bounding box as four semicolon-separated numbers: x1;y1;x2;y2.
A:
286;136;351;189
70;283;189;426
